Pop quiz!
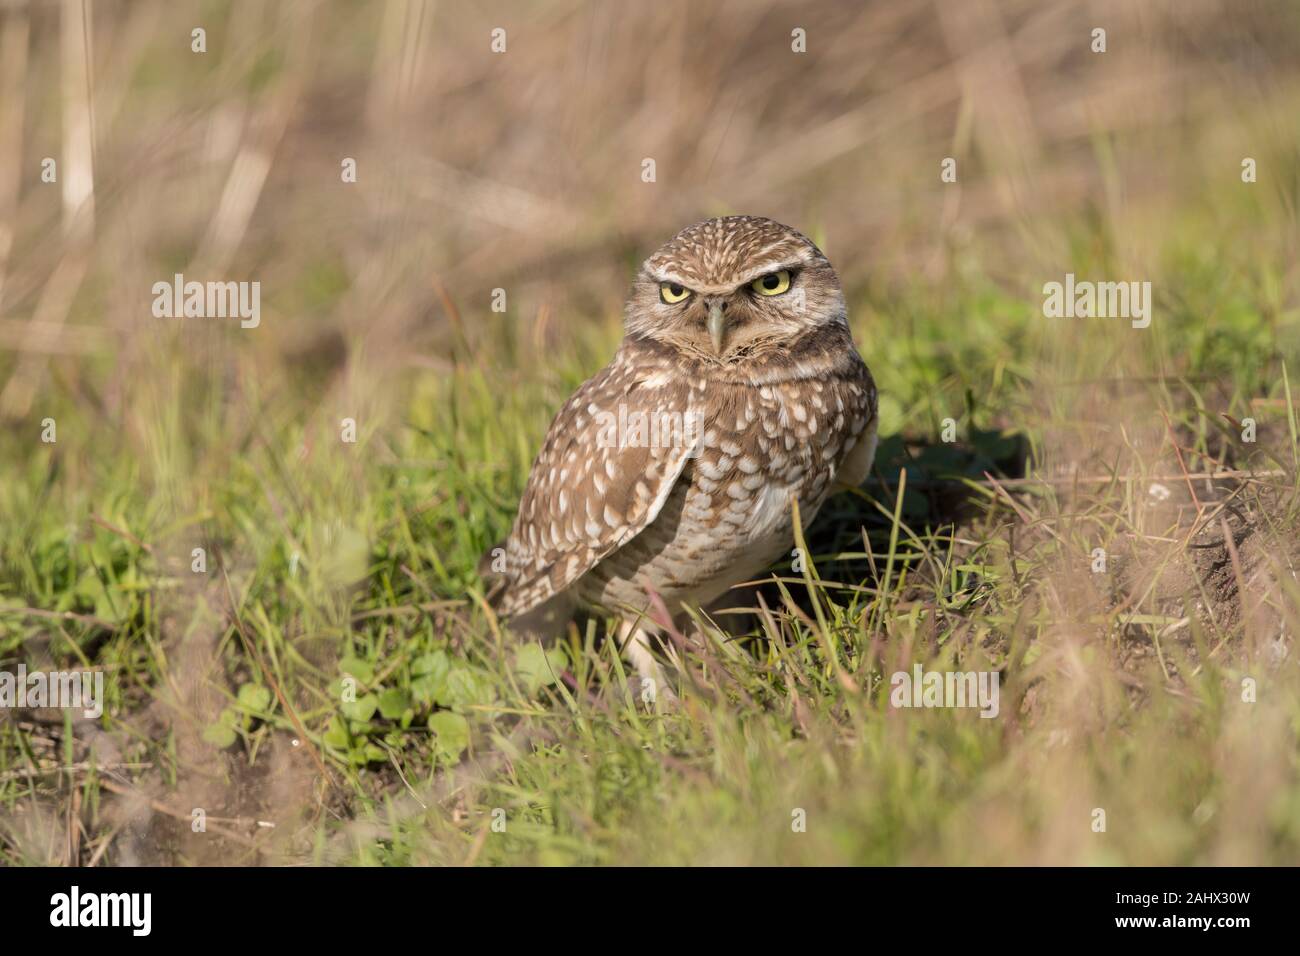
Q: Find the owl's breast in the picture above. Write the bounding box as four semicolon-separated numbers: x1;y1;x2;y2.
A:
572;372;871;613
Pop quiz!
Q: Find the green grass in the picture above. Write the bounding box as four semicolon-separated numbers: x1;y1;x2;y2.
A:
3;189;1300;865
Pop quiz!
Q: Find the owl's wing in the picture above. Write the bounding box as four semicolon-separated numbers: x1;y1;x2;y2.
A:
486;353;697;618
832;360;880;489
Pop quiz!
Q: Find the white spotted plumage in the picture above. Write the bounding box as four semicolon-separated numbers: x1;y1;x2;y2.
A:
481;216;878;685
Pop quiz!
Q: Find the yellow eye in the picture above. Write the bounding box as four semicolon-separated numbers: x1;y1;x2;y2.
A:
751;270;791;296
659;282;691;304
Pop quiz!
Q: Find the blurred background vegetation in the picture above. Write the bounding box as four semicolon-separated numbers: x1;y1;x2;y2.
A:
0;0;1298;865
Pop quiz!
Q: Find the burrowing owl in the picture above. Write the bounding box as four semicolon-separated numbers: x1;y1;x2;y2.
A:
482;216;877;688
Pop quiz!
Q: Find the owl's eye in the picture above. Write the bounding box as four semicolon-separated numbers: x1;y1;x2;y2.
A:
751;270;792;296
659;282;691;304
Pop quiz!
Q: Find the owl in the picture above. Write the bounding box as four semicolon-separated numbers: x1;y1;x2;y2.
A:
481;216;878;692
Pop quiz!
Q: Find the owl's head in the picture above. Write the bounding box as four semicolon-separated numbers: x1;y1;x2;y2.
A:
624;216;847;363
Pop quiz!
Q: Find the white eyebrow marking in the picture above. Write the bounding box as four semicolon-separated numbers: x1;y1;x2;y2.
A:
648;269;696;288
647;263;805;296
740;258;802;279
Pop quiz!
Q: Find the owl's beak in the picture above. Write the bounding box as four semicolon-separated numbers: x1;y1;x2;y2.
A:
707;302;727;355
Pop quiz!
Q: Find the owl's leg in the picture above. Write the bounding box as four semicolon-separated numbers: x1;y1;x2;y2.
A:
504;592;575;645
616;618;678;706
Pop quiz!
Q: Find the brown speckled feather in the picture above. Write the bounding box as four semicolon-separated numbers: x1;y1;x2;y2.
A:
481;215;878;630
488;348;698;617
